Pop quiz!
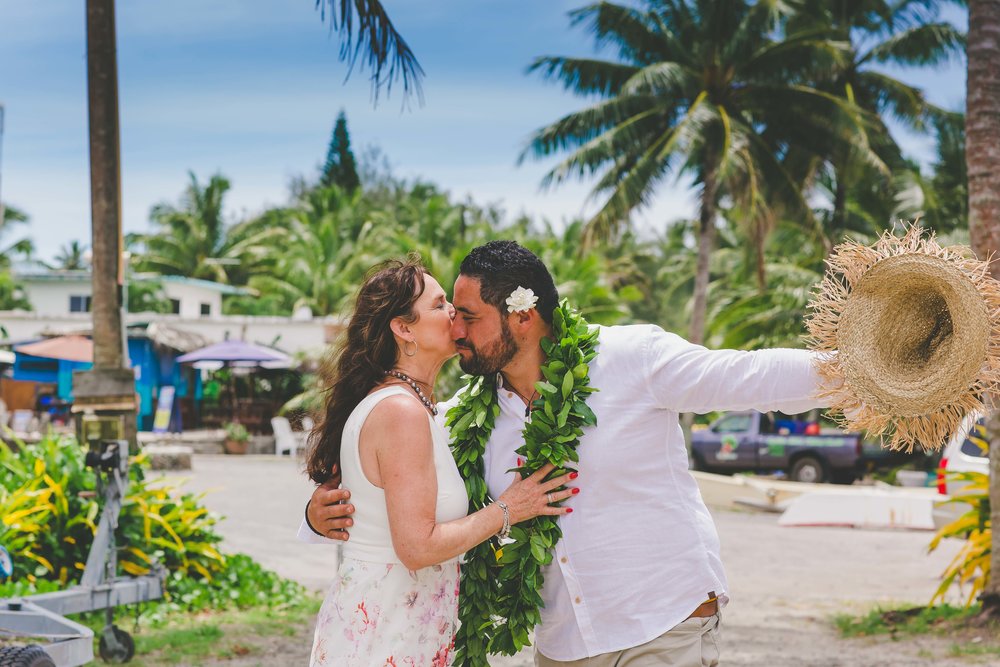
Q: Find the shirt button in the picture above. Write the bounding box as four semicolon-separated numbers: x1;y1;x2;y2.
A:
560;557;567;564
575;596;581;604
507;392;513;398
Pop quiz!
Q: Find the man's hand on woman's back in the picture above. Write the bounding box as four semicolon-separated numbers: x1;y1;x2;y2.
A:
306;466;355;541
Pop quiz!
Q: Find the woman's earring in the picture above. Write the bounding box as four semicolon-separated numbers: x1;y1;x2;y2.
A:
403;340;417;357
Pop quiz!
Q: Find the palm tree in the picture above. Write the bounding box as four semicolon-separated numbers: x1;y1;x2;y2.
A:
965;0;1000;621
135;172;278;283
52;240;89;270
791;0;965;246
524;0;874;344
921;111;967;235
251;185;387;316
0;204;33;267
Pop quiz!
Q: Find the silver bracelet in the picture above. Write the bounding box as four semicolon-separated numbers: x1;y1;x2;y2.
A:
496;501;511;540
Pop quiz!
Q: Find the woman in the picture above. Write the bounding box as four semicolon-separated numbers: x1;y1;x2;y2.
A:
307;259;576;667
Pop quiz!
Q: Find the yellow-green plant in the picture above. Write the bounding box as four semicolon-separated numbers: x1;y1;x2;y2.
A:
0;432;224;585
929;424;991;607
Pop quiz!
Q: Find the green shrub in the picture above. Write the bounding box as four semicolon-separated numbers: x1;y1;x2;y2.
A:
1;433;225;584
0;432;304;617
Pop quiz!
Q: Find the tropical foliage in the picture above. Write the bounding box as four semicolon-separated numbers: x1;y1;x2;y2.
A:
0;432;304;615
929;468;991;608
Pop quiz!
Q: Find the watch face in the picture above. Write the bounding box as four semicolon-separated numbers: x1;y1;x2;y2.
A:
0;546;12;580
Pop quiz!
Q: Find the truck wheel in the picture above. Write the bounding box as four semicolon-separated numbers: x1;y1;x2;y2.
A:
0;646;56;667
790;456;826;483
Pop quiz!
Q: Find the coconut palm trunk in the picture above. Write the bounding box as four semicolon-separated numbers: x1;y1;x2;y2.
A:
689;166;719;346
86;0;126;370
966;0;1000;619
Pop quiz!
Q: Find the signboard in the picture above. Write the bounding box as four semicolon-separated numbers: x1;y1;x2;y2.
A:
152;386;175;433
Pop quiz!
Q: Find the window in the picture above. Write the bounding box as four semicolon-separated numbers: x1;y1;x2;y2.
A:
713;413;752;434
69;295;91;313
170;299;181;314
960;420;989;459
200;303;211;316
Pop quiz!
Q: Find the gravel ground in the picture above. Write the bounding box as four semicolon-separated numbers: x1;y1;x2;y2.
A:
164;455;982;666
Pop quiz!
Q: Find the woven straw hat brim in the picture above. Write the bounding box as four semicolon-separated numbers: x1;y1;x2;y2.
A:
806;226;1000;452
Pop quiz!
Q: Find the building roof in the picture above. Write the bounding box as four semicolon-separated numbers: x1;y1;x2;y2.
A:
156;275;253;296
37;322;209;353
15;335;94;363
12;261;90;282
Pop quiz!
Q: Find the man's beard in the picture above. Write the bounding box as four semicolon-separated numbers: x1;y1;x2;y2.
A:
457;320;518;375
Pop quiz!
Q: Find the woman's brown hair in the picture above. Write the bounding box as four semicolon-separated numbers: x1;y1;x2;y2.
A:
306;258;428;484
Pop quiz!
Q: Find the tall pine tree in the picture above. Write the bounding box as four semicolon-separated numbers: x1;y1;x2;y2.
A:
321;111;360;193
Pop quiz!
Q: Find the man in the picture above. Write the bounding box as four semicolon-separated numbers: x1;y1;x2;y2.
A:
300;240;830;665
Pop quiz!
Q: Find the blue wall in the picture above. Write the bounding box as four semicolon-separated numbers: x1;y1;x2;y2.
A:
12;339;202;431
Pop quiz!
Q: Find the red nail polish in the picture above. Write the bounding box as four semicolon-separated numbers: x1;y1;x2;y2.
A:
566;508;573;513
569;472;579;479
572;488;580;495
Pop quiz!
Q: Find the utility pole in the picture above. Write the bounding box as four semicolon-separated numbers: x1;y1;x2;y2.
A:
74;0;137;447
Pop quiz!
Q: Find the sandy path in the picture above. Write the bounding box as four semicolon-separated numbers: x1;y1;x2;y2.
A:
164;456;978;666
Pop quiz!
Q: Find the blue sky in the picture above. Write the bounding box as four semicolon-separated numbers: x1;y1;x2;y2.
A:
0;1;968;262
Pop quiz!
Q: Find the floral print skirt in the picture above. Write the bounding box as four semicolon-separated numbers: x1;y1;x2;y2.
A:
310;557;460;667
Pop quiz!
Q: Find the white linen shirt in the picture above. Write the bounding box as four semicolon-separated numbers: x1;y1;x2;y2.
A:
470;324;827;661
299;323;830;661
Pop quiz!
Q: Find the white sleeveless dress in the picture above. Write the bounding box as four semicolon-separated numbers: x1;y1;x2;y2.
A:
310;386;469;667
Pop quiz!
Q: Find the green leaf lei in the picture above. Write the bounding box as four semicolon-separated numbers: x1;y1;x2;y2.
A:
446;299;600;666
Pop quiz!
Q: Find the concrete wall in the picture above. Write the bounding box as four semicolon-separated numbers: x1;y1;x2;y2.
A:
20;278;227;319
21;280;91;316
160;281;223;318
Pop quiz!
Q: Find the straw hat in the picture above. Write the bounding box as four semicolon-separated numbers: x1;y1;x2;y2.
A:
805;225;1000;452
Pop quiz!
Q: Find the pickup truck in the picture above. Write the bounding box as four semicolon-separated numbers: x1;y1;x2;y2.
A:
690;411;863;484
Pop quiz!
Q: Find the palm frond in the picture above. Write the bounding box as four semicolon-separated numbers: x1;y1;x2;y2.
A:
585;93;713;239
527;56;639;97
315;0;424;102
521;94;662;164
861;22;965;67
856;70;929;127
570;2;672;65
620;60;694;95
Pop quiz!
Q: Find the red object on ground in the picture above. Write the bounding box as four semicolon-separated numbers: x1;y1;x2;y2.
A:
937;459;949;495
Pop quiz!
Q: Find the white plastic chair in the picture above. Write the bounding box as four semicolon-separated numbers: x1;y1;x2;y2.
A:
271;416;299;456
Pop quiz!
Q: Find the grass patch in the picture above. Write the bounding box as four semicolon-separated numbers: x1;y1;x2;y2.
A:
834;604;976;638
949;642;1000;658
104;596;322;666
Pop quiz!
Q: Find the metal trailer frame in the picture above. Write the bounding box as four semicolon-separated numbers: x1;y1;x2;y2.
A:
0;440;165;666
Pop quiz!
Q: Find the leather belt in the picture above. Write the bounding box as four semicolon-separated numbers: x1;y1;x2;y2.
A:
686;598;719;619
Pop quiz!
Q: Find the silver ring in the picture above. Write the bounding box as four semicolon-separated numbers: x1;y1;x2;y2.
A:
546;492;553;504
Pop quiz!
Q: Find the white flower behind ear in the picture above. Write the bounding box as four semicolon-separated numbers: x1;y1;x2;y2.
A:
506;286;538;313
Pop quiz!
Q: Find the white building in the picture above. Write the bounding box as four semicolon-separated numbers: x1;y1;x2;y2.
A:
1;264;342;356
13;263;242;319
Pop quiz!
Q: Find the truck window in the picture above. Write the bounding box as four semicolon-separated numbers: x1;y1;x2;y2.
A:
714;413;752;434
960;419;989;459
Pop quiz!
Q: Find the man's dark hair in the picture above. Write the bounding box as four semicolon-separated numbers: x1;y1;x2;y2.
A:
459;240;559;324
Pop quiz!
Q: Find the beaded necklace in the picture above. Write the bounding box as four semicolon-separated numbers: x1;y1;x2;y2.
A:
384;369;438;416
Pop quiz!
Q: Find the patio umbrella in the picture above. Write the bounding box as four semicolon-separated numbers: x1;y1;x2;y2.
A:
176;340;293;370
176;340;294;430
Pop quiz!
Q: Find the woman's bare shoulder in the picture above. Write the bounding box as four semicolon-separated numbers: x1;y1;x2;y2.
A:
365;393;431;434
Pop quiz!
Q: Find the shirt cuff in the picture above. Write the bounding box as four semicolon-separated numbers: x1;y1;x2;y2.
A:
296;517;342;545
